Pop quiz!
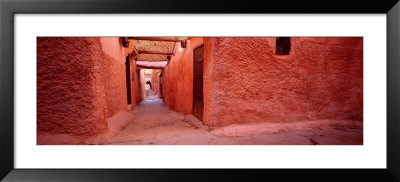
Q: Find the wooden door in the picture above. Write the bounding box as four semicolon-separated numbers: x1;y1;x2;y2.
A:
193;45;204;121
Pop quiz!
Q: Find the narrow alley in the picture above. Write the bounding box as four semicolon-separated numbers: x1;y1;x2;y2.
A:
87;90;362;145
37;37;363;145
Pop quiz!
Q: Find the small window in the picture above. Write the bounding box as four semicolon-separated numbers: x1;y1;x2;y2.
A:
276;37;291;55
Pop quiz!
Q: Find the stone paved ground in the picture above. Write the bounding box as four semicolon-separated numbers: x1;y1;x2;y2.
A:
87;92;363;145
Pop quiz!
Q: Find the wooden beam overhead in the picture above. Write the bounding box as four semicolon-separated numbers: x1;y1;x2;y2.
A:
135;59;168;62
136;66;165;69
138;50;174;55
128;37;188;42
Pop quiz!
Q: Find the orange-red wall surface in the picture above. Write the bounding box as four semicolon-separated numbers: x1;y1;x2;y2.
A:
100;37;128;118
162;37;204;114
37;37;107;137
37;37;138;142
129;54;143;107
162;37;363;128
37;36;363;139
151;71;162;98
203;37;363;127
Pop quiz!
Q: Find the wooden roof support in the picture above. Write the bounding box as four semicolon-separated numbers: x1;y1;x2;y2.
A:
128;37;187;42
135;59;168;62
136;66;165;69
132;46;139;55
138;50;174;55
131;54;139;60
172;42;177;55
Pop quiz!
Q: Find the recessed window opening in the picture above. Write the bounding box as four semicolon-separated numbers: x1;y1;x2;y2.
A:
276;37;291;55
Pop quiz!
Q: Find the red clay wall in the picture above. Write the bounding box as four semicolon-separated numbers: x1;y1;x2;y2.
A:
137;69;144;101
162;37;204;114
151;70;161;98
129;54;143;107
139;69;146;98
37;37;134;140
99;38;128;117
37;37;108;137
124;38;141;106
203;37;363;127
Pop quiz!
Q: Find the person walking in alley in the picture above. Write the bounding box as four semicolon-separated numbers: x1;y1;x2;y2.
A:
145;81;151;96
147;81;152;90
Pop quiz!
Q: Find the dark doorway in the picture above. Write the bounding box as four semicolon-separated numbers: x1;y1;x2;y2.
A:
137;69;141;98
159;72;163;99
193;45;204;121
125;56;132;104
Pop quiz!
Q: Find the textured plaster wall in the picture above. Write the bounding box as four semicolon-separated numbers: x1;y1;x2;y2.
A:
162;37;204;114
129;54;143;107
100;38;125;62
99;37;128;117
37;37;132;141
37;37;108;137
203;37;363;127
139;69;146;98
150;70;161;98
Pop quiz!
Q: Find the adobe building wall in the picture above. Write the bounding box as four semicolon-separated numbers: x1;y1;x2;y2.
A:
124;40;142;107
162;37;204;114
129;54;143;107
99;37;128;117
151;70;162;98
37;37;135;143
139;69;145;98
162;63;175;108
203;37;363;127
37;37;109;137
137;69;144;101
151;73;157;95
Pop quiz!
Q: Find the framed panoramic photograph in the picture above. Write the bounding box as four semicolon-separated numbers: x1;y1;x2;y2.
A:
1;0;400;181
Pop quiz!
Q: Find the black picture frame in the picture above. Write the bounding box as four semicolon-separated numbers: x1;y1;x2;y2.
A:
1;0;399;181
